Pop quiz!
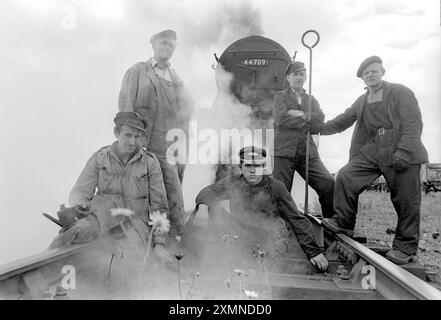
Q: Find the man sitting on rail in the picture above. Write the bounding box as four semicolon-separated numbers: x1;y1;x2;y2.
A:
49;112;173;266
193;146;328;271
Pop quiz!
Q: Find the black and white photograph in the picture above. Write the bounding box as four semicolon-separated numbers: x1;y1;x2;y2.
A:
0;0;440;303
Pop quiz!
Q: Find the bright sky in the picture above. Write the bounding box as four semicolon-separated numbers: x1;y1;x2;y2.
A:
0;0;439;264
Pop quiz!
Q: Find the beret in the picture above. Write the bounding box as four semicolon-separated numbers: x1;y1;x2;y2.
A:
239;146;267;165
150;29;177;44
114;112;147;132
285;61;306;75
357;56;382;78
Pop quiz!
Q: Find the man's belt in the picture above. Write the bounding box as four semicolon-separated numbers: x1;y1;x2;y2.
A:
377;127;393;136
377;127;385;136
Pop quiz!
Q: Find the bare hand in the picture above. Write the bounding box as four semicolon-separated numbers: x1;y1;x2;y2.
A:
288;110;306;119
310;253;328;271
194;204;209;228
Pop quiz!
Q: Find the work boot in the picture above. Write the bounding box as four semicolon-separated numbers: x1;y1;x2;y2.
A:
385;249;414;265
321;218;354;237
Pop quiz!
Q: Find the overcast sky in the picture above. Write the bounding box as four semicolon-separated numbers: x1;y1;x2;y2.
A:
0;0;439;264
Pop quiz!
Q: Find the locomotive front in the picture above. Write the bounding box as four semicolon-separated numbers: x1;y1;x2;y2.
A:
215;35;292;120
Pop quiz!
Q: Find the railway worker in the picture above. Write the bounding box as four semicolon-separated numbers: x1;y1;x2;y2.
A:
272;61;335;218
319;56;428;265
49;112;173;267
193;146;329;271
118;29;194;238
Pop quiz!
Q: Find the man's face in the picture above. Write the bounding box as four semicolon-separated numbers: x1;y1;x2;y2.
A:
241;163;264;185
115;125;143;156
361;63;385;88
287;70;307;90
152;37;176;61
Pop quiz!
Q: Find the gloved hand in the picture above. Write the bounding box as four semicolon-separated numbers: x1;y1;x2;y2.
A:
303;120;322;134
70;215;100;244
154;244;174;267
310;253;328;271
392;149;411;173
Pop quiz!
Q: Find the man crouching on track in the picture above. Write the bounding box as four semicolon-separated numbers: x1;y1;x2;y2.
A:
318;56;428;265
49;112;173;268
193;146;328;271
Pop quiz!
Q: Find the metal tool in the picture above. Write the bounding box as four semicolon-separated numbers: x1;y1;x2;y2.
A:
301;30;320;215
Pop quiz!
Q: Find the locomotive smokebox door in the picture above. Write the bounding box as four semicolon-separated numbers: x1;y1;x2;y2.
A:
215;35;291;120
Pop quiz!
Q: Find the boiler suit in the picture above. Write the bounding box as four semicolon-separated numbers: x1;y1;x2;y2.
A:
320;81;428;255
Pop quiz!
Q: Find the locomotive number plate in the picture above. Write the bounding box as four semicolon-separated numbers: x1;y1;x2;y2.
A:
241;58;269;66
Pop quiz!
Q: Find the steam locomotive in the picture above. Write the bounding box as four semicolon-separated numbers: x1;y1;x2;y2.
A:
215;35;292;119
212;35;293;180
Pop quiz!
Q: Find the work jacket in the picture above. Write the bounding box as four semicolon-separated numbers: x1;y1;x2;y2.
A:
118;61;194;156
195;174;323;260
273;87;325;158
69;142;169;240
320;81;428;165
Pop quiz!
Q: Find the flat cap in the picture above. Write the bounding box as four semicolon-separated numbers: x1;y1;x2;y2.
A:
150;29;177;44
285;61;306;75
357;55;382;78
239;146;267;165
114;112;147;132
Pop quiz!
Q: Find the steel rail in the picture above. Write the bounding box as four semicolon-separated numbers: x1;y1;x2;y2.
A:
336;233;441;300
0;240;101;282
308;214;441;300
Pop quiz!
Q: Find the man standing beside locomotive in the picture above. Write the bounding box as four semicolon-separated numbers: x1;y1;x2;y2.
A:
118;30;194;238
272;61;335;218
319;56;428;265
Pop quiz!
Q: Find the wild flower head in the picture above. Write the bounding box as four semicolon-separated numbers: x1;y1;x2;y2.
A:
244;290;258;299
148;211;170;233
234;269;244;277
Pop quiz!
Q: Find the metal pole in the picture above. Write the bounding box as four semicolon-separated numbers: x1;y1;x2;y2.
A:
301;30;320;215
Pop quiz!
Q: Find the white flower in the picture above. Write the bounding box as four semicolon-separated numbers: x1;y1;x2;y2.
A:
234;269;244;276
244;290;258;299
148;211;170;233
110;208;134;217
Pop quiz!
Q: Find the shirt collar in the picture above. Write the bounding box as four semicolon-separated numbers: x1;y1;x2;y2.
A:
150;57;170;70
110;141;142;165
365;81;384;95
288;86;305;99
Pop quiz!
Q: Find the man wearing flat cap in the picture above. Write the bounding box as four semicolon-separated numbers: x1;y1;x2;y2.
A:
50;112;173;267
118;30;194;238
272;61;335;218
192;146;329;271
319;56;428;264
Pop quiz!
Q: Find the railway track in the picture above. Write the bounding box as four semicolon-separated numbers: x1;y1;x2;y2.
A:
0;214;440;300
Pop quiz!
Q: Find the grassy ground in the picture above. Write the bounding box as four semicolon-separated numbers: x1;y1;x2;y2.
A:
354;191;441;270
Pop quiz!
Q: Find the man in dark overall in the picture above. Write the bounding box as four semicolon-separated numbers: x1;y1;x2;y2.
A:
320;56;428;264
272;61;335;218
118;30;194;238
194;146;329;271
